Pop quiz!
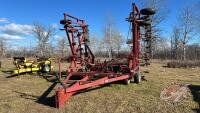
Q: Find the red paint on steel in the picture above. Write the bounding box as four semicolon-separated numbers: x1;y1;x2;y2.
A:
55;3;147;108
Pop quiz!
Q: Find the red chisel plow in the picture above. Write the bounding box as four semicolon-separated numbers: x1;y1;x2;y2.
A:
55;3;155;108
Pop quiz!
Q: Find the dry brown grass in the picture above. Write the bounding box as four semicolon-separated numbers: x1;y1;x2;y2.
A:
0;59;199;113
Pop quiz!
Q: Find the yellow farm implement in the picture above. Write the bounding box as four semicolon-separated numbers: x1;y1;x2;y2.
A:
12;57;52;75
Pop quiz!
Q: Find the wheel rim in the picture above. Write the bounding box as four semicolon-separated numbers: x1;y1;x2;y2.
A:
138;74;141;82
44;65;50;72
125;79;131;84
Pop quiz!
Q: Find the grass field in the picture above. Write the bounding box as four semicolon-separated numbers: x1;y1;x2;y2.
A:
0;59;199;113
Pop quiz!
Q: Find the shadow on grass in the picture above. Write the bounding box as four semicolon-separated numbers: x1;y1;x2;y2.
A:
14;82;58;108
6;74;20;78
74;80;130;95
13;81;108;108
13;78;136;108
162;65;168;68
2;69;30;78
188;85;200;112
4;70;57;80
38;73;58;83
74;84;111;96
1;70;18;78
37;82;57;107
1;70;13;74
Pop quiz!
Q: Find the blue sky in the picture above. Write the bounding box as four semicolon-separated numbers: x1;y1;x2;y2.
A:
0;0;199;49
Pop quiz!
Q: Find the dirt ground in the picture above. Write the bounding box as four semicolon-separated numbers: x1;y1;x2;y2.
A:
0;59;199;113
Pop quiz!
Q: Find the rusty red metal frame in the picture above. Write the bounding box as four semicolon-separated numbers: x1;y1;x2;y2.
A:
61;13;94;73
128;3;140;73
55;3;142;108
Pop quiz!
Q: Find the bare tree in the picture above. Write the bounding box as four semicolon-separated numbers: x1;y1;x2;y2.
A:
57;37;67;58
152;37;171;59
113;31;124;55
45;43;55;56
21;47;27;57
32;23;56;57
171;26;181;60
178;6;196;60
103;15;116;60
186;44;200;60
0;38;6;58
89;35;99;54
103;15;124;59
193;1;200;43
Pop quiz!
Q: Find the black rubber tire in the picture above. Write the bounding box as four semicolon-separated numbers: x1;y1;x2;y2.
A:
134;72;141;83
140;8;156;15
60;20;67;25
138;20;151;26
42;64;51;73
124;79;131;85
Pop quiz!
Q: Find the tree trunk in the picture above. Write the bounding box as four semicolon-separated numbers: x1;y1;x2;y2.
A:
40;45;44;57
117;48;120;56
62;49;64;58
183;44;186;60
108;47;112;60
40;50;43;57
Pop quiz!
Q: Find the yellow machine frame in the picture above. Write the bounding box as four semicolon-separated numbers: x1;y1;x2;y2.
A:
12;57;52;75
